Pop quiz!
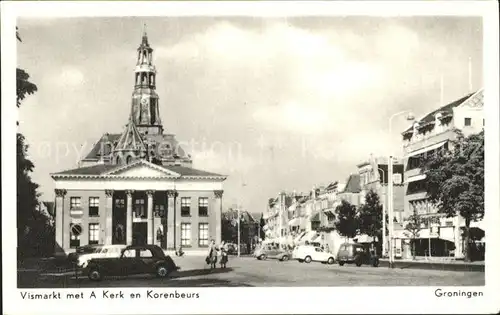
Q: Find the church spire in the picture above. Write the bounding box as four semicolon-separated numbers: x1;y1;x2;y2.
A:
130;26;163;135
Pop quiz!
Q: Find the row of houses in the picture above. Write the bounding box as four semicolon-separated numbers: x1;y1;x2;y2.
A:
263;89;485;260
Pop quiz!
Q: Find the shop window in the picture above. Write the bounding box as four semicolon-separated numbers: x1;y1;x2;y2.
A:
134;198;146;217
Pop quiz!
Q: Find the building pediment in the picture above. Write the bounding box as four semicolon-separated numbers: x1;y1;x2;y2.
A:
103;160;180;178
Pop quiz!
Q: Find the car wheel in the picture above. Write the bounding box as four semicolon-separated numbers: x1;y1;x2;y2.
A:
327;257;335;265
88;268;102;281
156;265;169;278
355;259;362;267
298;259;304;263
304;256;312;263
338;261;345;266
372;259;379;267
259;254;267;260
281;255;289;262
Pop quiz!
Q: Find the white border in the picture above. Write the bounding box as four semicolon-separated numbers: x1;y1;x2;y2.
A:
2;1;499;314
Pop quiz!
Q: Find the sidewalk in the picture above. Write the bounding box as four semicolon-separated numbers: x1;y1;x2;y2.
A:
379;257;484;272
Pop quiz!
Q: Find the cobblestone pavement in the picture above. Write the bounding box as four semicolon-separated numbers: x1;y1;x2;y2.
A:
18;256;484;288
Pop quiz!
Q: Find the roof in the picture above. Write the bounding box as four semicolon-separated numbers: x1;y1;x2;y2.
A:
402;91;477;134
342;174;361;193
83;133;121;160
52;159;225;178
165;165;224;177
114;121;147;152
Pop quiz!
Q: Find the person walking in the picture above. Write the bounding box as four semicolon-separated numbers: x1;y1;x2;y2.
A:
206;239;218;270
219;241;229;269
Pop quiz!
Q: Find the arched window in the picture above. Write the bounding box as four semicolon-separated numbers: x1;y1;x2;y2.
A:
116;156;121;165
126;155;132;164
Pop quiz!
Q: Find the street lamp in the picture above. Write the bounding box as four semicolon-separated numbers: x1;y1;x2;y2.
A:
388;110;415;269
377;167;387;257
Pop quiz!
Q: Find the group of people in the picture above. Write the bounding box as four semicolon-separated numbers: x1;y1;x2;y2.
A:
206;240;229;269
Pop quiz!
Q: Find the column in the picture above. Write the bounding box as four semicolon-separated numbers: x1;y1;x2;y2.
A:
105;190;113;245
214;190;223;245
166;190;176;250
54;189;66;256
147;190;154;245
454;210;463;259
126;190;134;245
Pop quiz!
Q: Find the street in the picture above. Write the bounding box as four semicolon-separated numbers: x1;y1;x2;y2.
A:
19;256;484;288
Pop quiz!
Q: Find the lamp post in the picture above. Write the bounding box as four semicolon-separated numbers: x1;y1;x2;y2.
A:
388;110;415;269
377;167;387;257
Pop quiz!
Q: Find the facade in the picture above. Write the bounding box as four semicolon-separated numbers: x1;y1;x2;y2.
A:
400;89;484;259
51;30;227;255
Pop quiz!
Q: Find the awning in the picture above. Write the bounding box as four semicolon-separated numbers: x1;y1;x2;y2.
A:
310;212;320;222
288;204;297;212
354;234;378;243
323;208;335;215
301;231;318;242
294;231;306;243
288;218;299;226
405;141;447;158
405;174;426;184
470;220;484;230
311;234;322;243
262;225;269;231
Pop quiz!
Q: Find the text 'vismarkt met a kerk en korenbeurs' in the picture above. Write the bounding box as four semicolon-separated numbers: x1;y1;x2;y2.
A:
20;290;200;300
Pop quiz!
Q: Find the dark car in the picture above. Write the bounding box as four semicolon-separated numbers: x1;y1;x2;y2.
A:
67;244;103;264
85;245;180;281
336;243;379;267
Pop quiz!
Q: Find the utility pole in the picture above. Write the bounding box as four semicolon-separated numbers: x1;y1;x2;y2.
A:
237;207;240;257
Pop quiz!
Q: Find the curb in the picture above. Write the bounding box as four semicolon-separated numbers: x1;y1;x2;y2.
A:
378;260;484;272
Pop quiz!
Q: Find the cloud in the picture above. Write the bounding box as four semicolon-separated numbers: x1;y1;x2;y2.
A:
54;66;85;87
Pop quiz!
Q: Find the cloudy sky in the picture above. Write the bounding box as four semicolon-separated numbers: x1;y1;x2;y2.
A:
17;16;482;214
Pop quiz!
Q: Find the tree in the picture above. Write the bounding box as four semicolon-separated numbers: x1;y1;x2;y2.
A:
358;190;383;245
403;212;423;260
334;199;359;242
423;130;484;262
259;213;266;240
17;30;53;258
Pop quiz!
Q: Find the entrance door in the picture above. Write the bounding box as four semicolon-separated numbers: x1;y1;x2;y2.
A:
132;223;148;246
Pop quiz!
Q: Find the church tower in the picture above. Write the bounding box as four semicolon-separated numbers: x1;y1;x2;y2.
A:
130;25;163;135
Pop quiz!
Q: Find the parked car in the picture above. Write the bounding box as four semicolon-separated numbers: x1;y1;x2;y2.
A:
336;243;379;267
77;245;127;268
293;245;335;264
254;245;291;261
67;244;102;264
85;245;180;281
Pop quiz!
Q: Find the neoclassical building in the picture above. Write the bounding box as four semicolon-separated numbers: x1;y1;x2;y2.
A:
52;30;226;255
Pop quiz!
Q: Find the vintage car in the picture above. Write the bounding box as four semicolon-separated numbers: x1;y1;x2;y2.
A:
336;243;379;267
67;244;102;264
293;245;335;264
85;245;180;281
254;245;292;261
77;245;127;268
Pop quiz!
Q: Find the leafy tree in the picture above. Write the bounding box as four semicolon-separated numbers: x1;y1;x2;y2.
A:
403;212;423;260
358;190;383;245
423;130;484;262
17;30;53;258
259;213;266;240
334;199;359;242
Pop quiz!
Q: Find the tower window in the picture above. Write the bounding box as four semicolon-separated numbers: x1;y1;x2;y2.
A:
464;117;472;126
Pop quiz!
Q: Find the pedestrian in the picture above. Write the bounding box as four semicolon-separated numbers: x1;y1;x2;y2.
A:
325;244;330;253
219;241;229;269
206;239;218;269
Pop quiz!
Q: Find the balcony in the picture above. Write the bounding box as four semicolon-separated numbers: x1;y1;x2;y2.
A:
69;207;83;217
403;128;457;152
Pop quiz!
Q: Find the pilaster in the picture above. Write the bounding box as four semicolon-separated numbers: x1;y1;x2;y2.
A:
126;190;134;245
214;190;223;245
54;189;67;256
105;190;114;245
146;190;155;245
